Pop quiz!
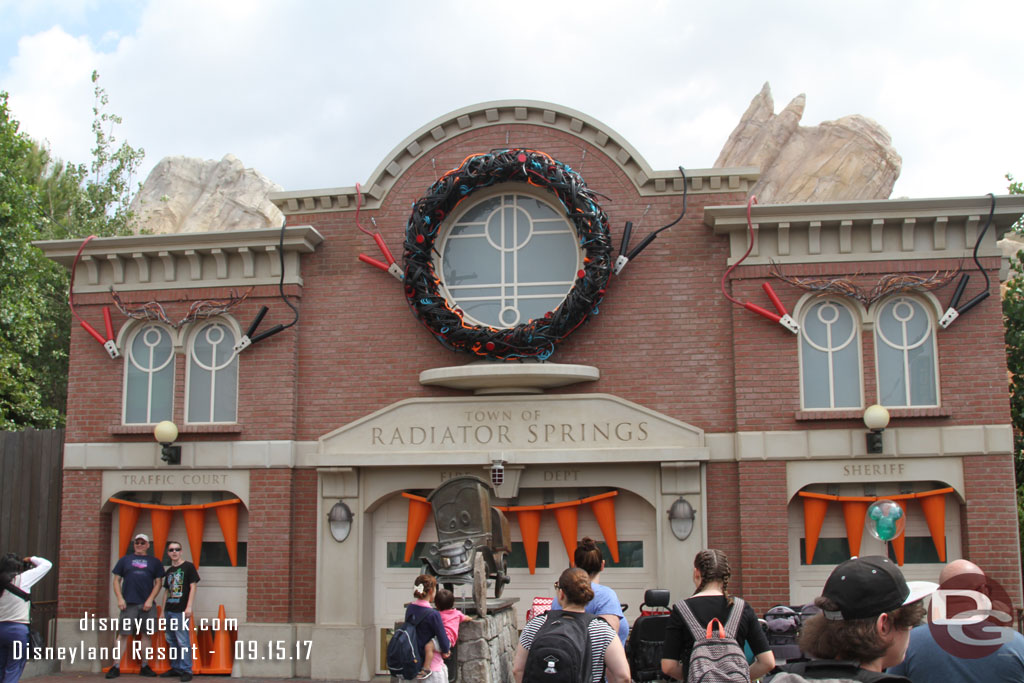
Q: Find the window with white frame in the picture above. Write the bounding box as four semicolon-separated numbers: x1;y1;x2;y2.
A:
800;298;862;410
874;296;938;407
436;191;580;328
186;321;238;423
123;323;175;424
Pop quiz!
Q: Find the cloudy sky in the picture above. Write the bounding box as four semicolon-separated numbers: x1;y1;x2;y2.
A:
1;0;1020;201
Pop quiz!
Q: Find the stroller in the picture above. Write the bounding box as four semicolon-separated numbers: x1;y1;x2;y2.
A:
763;603;821;665
625;589;672;681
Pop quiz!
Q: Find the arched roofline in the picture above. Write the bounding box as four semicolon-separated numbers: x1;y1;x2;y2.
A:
270;99;758;215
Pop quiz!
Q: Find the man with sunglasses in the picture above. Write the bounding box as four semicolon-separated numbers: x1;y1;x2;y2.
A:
108;534;165;679
159;542;200;682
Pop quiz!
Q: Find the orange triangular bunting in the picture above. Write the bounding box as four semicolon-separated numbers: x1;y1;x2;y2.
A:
402;494;432;563
213;503;240;567
118;502;141;555
182;508;206;568
587;493;619;563
841;499;871;558
150;507;172;560
918;491;949;562
515;509;543;574
551;504;580;566
801;496;830;564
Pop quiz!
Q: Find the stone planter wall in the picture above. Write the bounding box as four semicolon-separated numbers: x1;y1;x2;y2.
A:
452;604;518;683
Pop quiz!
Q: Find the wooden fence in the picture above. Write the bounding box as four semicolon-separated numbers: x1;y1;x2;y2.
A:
0;428;64;642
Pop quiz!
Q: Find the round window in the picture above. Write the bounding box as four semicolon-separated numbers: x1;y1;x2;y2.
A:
402;148;613;361
437;192;580;328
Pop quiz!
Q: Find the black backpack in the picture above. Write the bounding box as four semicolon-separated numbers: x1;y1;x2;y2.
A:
523;610;597;682
386;610;428;679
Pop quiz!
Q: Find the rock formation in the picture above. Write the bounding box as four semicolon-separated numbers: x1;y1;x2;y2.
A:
129;154;283;234
715;83;901;203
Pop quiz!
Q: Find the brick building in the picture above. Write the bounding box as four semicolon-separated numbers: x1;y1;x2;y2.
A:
38;100;1024;679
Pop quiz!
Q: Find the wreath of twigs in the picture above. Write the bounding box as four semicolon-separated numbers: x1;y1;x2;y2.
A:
769;262;959;307
110;287;253;329
403;148;613;360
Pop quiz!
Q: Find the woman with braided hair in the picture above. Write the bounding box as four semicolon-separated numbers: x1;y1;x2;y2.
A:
661;549;774;681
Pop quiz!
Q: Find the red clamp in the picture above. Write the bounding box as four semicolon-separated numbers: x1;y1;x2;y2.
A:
357;232;403;281
720;196;799;335
70;236;120;359
743;283;799;334
355;183;403;281
79;306;121;359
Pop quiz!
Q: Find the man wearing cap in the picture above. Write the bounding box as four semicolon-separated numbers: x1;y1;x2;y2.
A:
768;556;937;682
886;559;1024;681
107;533;165;679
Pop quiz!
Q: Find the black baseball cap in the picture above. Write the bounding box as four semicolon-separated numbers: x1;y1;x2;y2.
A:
821;556;937;621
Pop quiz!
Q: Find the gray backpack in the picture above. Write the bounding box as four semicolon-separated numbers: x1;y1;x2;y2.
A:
675;597;750;683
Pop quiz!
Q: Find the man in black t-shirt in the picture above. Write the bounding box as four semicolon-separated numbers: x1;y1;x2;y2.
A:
160;541;200;682
108;533;165;679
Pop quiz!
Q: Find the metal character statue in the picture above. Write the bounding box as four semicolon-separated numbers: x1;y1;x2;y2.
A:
421;476;511;616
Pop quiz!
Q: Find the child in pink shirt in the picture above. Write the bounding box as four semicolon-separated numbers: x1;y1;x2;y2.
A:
421;589;471;677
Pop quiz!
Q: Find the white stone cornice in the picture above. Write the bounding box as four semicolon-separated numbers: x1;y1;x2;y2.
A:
268;100;759;216
704;195;1024;265
708;424;1013;463
34;226;324;293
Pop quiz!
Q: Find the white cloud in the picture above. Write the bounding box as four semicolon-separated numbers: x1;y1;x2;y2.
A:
1;0;1021;199
5;26;99;163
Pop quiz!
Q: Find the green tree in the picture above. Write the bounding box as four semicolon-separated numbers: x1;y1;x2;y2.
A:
0;92;58;427
1003;173;1024;568
0;72;143;429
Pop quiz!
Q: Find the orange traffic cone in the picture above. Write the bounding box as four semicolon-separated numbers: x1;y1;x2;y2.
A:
204;605;234;674
189;615;205;674
117;636;141;674
149;607;171;674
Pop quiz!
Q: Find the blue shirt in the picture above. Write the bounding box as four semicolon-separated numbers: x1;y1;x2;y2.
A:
552;581;629;645
112;553;165;604
887;622;1024;681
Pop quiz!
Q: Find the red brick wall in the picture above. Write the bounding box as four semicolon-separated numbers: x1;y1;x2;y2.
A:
247;469;295;622
706;461;743;596
961;454;1023;607
57;117;1022;619
729;259;1010;432
290;469;318;622
289;125;745;439
65;285;301;444
57;470;108;619
737;461;789;614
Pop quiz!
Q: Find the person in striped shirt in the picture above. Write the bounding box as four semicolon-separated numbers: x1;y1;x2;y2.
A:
514;567;630;683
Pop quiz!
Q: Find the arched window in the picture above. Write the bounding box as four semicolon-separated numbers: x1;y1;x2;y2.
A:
800;298;862;410
874;297;938;407
186;321;238;424
436;190;580;328
123;323;175;424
